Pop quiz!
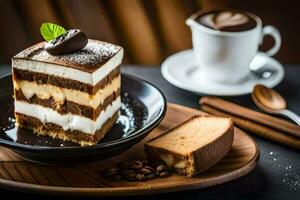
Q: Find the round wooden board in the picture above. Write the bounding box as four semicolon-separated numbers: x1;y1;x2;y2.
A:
0;103;259;196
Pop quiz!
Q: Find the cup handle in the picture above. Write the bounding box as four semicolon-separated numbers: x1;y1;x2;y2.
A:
261;25;281;56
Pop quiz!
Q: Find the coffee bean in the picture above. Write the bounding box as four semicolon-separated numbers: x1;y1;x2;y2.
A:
121;169;136;176
140;168;152;175
136;173;145;181
129;160;143;169
156;165;167;172
145;173;157;179
103;168;119;177
123;172;137;178
45;29;88;55
132;160;143;165
102;160;171;182
159;171;171;178
144;165;155;172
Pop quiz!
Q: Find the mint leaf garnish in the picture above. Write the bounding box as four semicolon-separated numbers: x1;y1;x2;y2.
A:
40;22;66;42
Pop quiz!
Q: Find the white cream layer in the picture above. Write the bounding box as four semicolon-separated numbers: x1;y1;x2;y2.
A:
14;75;120;109
15;97;121;135
12;49;123;86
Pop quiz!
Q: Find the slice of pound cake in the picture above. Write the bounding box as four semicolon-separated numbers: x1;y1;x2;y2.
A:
145;115;234;177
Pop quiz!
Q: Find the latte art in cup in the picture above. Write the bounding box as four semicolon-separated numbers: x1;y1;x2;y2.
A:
186;9;281;84
196;10;257;32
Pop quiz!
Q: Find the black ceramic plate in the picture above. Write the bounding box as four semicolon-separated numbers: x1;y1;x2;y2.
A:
0;73;166;165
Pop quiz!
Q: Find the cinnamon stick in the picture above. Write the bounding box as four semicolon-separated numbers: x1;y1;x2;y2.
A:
200;96;300;138
200;97;300;150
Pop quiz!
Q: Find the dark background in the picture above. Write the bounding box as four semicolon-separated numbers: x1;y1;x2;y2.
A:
0;0;300;65
0;0;300;198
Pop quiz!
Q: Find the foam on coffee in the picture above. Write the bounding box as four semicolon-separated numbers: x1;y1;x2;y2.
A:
197;10;257;32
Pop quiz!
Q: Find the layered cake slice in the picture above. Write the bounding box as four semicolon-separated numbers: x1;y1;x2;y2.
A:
145;115;234;177
12;39;123;146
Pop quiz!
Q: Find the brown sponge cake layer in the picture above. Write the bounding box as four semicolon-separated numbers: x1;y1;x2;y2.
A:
13;66;120;94
15;89;120;120
15;112;119;146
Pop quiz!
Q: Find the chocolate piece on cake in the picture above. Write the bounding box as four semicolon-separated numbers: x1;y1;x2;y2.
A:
145;115;234;177
12;39;123;146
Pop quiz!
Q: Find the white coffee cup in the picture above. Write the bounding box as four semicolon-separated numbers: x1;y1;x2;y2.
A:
186;11;281;84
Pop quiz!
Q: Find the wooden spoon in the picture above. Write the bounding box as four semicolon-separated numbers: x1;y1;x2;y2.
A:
252;84;300;125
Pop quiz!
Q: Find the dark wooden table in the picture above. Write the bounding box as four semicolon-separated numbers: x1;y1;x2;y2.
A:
0;65;299;199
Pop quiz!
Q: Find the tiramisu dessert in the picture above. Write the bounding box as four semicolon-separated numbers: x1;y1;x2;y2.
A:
12;23;123;146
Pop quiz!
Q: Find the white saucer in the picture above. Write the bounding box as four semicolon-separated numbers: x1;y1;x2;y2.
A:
161;49;284;96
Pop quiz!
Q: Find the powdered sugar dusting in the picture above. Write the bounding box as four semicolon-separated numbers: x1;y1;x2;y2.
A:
14;39;122;71
54;41;120;66
268;151;300;191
